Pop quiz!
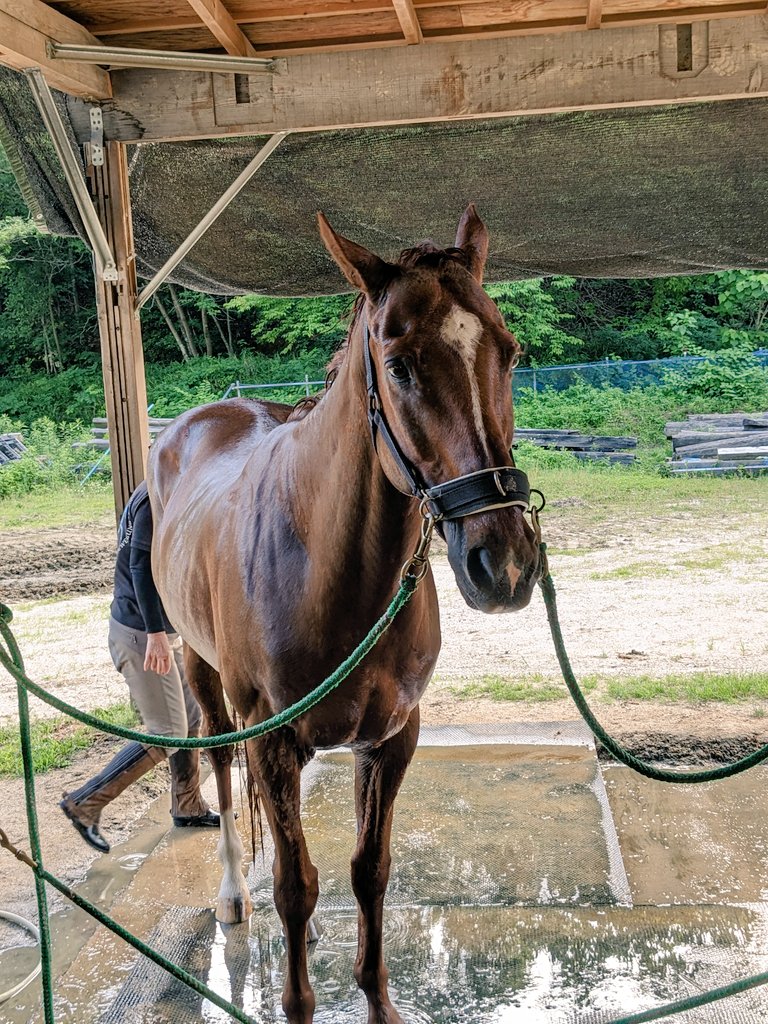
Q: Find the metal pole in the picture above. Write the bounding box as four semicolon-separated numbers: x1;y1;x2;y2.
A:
24;69;117;282
304;374;310;396
49;42;276;76
136;132;290;311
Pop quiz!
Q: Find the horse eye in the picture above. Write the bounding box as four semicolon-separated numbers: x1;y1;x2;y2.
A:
386;358;411;384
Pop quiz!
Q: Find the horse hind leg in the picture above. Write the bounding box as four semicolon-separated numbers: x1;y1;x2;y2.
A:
352;706;420;1024
183;646;252;924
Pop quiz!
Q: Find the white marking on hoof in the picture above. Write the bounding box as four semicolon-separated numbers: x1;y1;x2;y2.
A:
215;808;252;924
216;892;253;925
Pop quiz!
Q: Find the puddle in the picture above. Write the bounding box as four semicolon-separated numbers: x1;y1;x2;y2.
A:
93;903;768;1023
6;730;768;1023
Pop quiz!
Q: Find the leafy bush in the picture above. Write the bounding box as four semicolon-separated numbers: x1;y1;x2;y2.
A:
0;351;334;425
669;347;768;407
0;416;94;499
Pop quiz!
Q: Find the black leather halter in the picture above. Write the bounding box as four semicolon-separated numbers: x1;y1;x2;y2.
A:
362;321;531;520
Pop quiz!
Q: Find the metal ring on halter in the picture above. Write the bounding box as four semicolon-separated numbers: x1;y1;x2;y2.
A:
529;489;546;513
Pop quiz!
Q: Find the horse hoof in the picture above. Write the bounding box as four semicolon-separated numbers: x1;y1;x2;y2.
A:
216;894;253;924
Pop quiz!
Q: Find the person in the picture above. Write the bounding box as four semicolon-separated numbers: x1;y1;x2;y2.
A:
60;480;220;853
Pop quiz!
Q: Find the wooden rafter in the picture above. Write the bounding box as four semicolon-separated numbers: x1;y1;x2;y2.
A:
392;0;423;43
586;0;603;29
0;0;110;98
86;0;768;48
182;0;258;57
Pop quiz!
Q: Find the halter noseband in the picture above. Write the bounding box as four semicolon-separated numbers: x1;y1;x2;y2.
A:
362;321;532;521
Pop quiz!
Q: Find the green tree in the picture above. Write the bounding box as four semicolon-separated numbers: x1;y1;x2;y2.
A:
486;278;583;365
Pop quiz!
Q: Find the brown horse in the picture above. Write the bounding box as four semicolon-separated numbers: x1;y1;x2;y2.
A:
148;206;540;1024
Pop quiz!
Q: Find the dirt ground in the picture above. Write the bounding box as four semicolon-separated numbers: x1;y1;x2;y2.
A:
0;497;767;926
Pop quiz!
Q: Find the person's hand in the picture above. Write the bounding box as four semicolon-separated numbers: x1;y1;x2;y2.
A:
144;631;173;675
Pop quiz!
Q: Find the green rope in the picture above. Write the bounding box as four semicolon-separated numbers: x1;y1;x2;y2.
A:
36;865;260;1024
4;544;768;1024
0;577;417;1024
538;545;768;783
0;575;417;749
605;968;768;1024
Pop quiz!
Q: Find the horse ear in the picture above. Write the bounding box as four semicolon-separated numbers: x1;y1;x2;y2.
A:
317;212;395;297
454;203;489;284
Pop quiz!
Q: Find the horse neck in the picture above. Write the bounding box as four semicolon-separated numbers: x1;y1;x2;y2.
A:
291;319;421;596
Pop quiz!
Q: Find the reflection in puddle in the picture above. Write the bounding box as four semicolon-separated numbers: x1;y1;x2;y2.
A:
95;903;768;1023
14;744;768;1022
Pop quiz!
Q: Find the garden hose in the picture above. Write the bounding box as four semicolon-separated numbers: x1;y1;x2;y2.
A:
0;909;41;1004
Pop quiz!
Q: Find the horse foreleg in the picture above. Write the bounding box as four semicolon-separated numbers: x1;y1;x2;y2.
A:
352;705;419;1024
183;647;252;924
248;725;318;1024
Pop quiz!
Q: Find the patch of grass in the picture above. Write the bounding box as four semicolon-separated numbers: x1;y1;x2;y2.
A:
0;702;138;777
525;463;768;519
589;542;768;580
451;673;597;703
450;671;768;706
0;484;113;530
604;672;768;703
546;546;592;558
590;562;673;581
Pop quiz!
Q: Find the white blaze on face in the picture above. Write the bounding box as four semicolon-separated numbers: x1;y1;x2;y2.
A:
439;304;489;456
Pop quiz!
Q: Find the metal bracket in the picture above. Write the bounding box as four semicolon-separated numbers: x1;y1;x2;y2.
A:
88;107;104;167
24;69;118;283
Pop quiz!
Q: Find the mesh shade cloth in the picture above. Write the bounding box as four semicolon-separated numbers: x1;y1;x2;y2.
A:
1;66;767;295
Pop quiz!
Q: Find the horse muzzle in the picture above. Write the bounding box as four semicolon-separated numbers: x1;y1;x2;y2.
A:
443;510;541;613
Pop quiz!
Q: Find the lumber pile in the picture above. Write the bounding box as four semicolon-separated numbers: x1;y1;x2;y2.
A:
74;417;173;452
666;412;768;475
0;433;26;466
514;428;637;464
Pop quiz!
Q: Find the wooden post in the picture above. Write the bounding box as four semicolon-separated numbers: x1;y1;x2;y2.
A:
90;141;149;520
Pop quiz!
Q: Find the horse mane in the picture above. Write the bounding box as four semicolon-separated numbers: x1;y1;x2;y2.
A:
288;241;468;417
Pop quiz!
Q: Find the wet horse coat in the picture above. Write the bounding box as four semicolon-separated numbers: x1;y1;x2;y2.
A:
148;207;540;1024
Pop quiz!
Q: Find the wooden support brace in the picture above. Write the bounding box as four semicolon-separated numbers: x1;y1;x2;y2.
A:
183;0;259;57
586;0;603;30
90;142;150;519
392;0;424;43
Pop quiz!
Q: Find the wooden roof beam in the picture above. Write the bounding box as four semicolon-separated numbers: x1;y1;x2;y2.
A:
586;0;603;29
392;0;423;43
182;0;259;57
82;14;768;144
0;0;110;99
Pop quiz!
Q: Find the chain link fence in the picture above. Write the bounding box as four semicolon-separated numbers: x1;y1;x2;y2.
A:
512;350;768;398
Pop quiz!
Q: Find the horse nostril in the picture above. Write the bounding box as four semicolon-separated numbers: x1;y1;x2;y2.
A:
466;545;497;592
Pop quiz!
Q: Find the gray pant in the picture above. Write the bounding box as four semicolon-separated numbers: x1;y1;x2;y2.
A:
108;617;202;753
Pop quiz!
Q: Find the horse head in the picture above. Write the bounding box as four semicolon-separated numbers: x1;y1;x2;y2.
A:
318;205;541;613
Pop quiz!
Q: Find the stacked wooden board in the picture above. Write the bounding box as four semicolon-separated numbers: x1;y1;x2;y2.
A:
0;433;26;466
79;418;636;465
666;413;768;475
514;429;637;465
76;417;173;453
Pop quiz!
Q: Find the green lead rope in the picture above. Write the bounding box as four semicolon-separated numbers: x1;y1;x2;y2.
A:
537;544;768;783
0;575;417;750
3;546;768;1024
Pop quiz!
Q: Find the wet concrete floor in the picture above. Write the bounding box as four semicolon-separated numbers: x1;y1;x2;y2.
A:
3;723;768;1023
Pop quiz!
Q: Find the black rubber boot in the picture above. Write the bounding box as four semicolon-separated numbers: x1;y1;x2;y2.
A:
168;746;219;827
60;741;166;853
